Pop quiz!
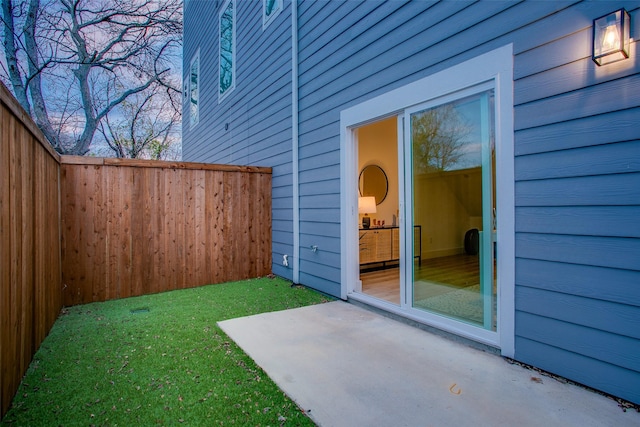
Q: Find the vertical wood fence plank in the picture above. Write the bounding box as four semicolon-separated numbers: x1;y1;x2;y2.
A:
87;165;101;303
61;165;79;305
262;172;273;274
121;167;134;299
105;165;117;300
9;115;24;401
164;169;176;290
0;106;12;417
212;170;222;283
43;154;61;335
130;168;144;297
183;170;196;288
21;130;34;376
33;147;45;347
193;170;206;285
153;167;165;294
175;170;186;289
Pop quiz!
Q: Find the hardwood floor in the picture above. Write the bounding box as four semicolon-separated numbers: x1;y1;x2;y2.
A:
360;254;481;305
361;267;401;304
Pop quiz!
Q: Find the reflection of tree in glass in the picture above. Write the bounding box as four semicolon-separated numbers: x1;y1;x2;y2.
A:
190;57;199;124
265;0;276;16
220;1;234;95
412;104;470;173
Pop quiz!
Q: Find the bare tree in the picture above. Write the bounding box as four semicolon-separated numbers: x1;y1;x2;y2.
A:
1;0;182;155
98;85;180;160
412;104;469;173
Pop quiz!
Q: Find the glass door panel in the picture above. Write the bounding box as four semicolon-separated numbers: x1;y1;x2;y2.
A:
408;90;496;331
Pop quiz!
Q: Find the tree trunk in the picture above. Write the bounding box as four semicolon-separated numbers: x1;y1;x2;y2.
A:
2;0;31;112
24;0;61;151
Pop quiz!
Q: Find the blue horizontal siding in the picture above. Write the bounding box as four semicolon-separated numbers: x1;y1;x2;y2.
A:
515;74;640;130
299;247;340;270
516;206;640;238
299;268;341;295
511;2;640;405
517;312;639;373
299;194;339;209
516;55;640;105
299;233;340;254
517;287;640;340
298;1;571;116
299;207;339;224
516;233;640;271
516;173;640;206
515;337;640;405
298;160;340;178
515;140;640;180
515;108;640;156
516;258;640;307
299;179;340;196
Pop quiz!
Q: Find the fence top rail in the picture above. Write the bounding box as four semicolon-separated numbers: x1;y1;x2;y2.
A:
61;155;272;174
1;82;61;163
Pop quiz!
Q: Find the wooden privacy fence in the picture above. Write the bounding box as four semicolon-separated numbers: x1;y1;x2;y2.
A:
0;81;272;419
60;157;272;306
1;84;62;417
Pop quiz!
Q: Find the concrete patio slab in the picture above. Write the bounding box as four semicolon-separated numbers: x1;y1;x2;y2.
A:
218;301;639;427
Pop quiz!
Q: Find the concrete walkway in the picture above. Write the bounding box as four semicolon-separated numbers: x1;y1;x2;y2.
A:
218;301;639;427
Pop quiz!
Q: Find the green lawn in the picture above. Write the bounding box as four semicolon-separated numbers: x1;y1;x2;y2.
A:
1;277;331;426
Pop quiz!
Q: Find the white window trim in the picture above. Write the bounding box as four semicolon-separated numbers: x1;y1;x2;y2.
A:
218;0;236;103
263;0;283;30
340;44;515;356
189;49;200;128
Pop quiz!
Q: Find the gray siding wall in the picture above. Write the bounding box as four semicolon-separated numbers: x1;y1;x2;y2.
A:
184;0;640;404
183;0;295;281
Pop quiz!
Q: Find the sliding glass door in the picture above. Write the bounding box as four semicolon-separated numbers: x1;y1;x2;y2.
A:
405;88;496;331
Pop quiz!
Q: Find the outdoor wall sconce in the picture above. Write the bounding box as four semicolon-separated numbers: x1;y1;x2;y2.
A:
592;8;631;66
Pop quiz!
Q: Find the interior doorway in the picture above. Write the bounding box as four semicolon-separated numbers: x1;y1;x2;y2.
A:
356;117;401;305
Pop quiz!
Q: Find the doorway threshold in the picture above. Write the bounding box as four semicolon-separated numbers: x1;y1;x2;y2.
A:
347;292;500;355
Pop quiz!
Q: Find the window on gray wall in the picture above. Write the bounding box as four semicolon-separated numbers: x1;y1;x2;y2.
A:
190;51;199;128
219;0;235;101
263;0;282;29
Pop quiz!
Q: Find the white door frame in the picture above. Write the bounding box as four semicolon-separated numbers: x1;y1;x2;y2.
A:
340;44;515;356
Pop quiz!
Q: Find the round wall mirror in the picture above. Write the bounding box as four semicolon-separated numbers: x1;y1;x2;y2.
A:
359;165;388;205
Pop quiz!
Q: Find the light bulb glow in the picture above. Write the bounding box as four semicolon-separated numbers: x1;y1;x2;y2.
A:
602;25;619;51
592;9;630;66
